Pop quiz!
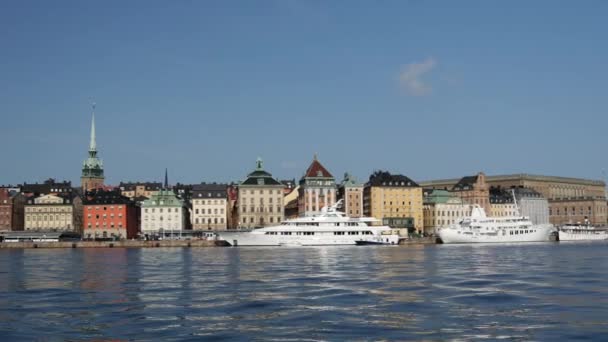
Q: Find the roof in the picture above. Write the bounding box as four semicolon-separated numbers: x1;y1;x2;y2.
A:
366;171;419;187
452;175;480;191
141;189;185;207
119;182;162;191
83;189;134;205
192;184;228;198
20;180;72;195
239;158;282;187
420;173;606;187
489;187;514;204
302;157;333;179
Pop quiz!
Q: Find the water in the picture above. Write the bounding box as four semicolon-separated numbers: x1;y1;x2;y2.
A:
1;243;607;341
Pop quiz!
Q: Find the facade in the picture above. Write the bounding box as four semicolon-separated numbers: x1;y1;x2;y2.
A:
0;189;25;231
337;173;364;218
298;155;337;217
24;194;76;231
284;185;300;219
83;189;138;240
421;173;607;225
237;158;285;229
488;188;518;217
363;171;423;233
81;107;105;191
422;189;472;235
226;185;239;229
140;189;186;236
191;184;228;231
119;182;162;200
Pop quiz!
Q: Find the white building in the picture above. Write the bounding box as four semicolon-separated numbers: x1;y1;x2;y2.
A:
140;189;186;236
191;184;228;231
24;194;76;231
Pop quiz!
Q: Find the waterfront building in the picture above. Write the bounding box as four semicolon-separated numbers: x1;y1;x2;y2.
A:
119;182;162;200
24;194;79;231
0;189;25;231
81;106;105;192
337;173;364;218
83;189;138;240
363;170;423;234
191;184;228;231
298;155;337;217
226;184;239;229
422;189;472;235
421;174;607;225
237;158;284;229
140;189;186;237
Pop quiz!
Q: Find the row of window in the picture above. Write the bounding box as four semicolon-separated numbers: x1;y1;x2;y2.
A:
193;199;225;204
87;206;124;211
88;214;123;219
241;217;282;224
26;207;71;212
194;218;225;224
86;223;123;228
143;208;179;213
143;215;180;221
241;206;282;213
26;215;70;221
242;190;282;195
195;208;224;215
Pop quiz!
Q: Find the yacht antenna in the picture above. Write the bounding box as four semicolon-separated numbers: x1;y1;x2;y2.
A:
511;189;521;216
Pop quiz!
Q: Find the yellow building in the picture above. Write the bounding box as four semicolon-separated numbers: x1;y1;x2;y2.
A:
363;171;423;234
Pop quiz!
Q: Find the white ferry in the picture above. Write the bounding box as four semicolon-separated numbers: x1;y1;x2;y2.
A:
436;205;555;244
558;222;608;241
218;201;400;246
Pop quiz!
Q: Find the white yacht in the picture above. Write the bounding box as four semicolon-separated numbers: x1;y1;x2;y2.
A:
437;205;555;244
558;222;608;241
218;201;400;246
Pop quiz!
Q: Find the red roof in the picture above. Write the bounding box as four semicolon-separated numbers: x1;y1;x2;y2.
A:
303;158;333;179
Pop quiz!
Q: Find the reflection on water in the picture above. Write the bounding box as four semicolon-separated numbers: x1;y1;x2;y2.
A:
1;243;608;340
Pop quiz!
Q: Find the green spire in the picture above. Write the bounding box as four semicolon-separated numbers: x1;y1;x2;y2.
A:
89;103;96;152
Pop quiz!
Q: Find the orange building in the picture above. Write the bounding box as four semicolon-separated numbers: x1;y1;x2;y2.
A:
83;189;138;240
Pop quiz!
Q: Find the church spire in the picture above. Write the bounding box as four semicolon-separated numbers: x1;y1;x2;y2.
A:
89;103;97;152
164;168;169;188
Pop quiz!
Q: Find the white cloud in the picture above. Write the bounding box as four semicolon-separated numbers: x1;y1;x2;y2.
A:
399;57;437;96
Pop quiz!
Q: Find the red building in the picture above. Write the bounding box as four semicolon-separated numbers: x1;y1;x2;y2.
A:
83;189;138;240
0;189;25;231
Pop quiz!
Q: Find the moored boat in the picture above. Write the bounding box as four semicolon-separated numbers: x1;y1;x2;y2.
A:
558;222;608;241
218;200;400;246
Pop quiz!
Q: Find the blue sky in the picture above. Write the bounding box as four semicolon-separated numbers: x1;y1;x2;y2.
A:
1;1;607;186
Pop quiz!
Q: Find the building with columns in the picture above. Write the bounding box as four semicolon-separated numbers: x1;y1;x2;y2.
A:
81;106;105;192
298;155;337;217
237;158;284;229
24;194;78;231
337;173;364;218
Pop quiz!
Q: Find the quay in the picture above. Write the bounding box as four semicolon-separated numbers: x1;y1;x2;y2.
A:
0;240;229;249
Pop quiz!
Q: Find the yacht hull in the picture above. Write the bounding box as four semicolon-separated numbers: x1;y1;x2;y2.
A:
558;230;608;241
438;224;555;244
218;232;400;246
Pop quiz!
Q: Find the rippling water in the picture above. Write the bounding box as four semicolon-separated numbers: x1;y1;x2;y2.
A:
1;242;607;341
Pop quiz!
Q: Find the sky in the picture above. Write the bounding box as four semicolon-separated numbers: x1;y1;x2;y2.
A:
1;1;607;186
